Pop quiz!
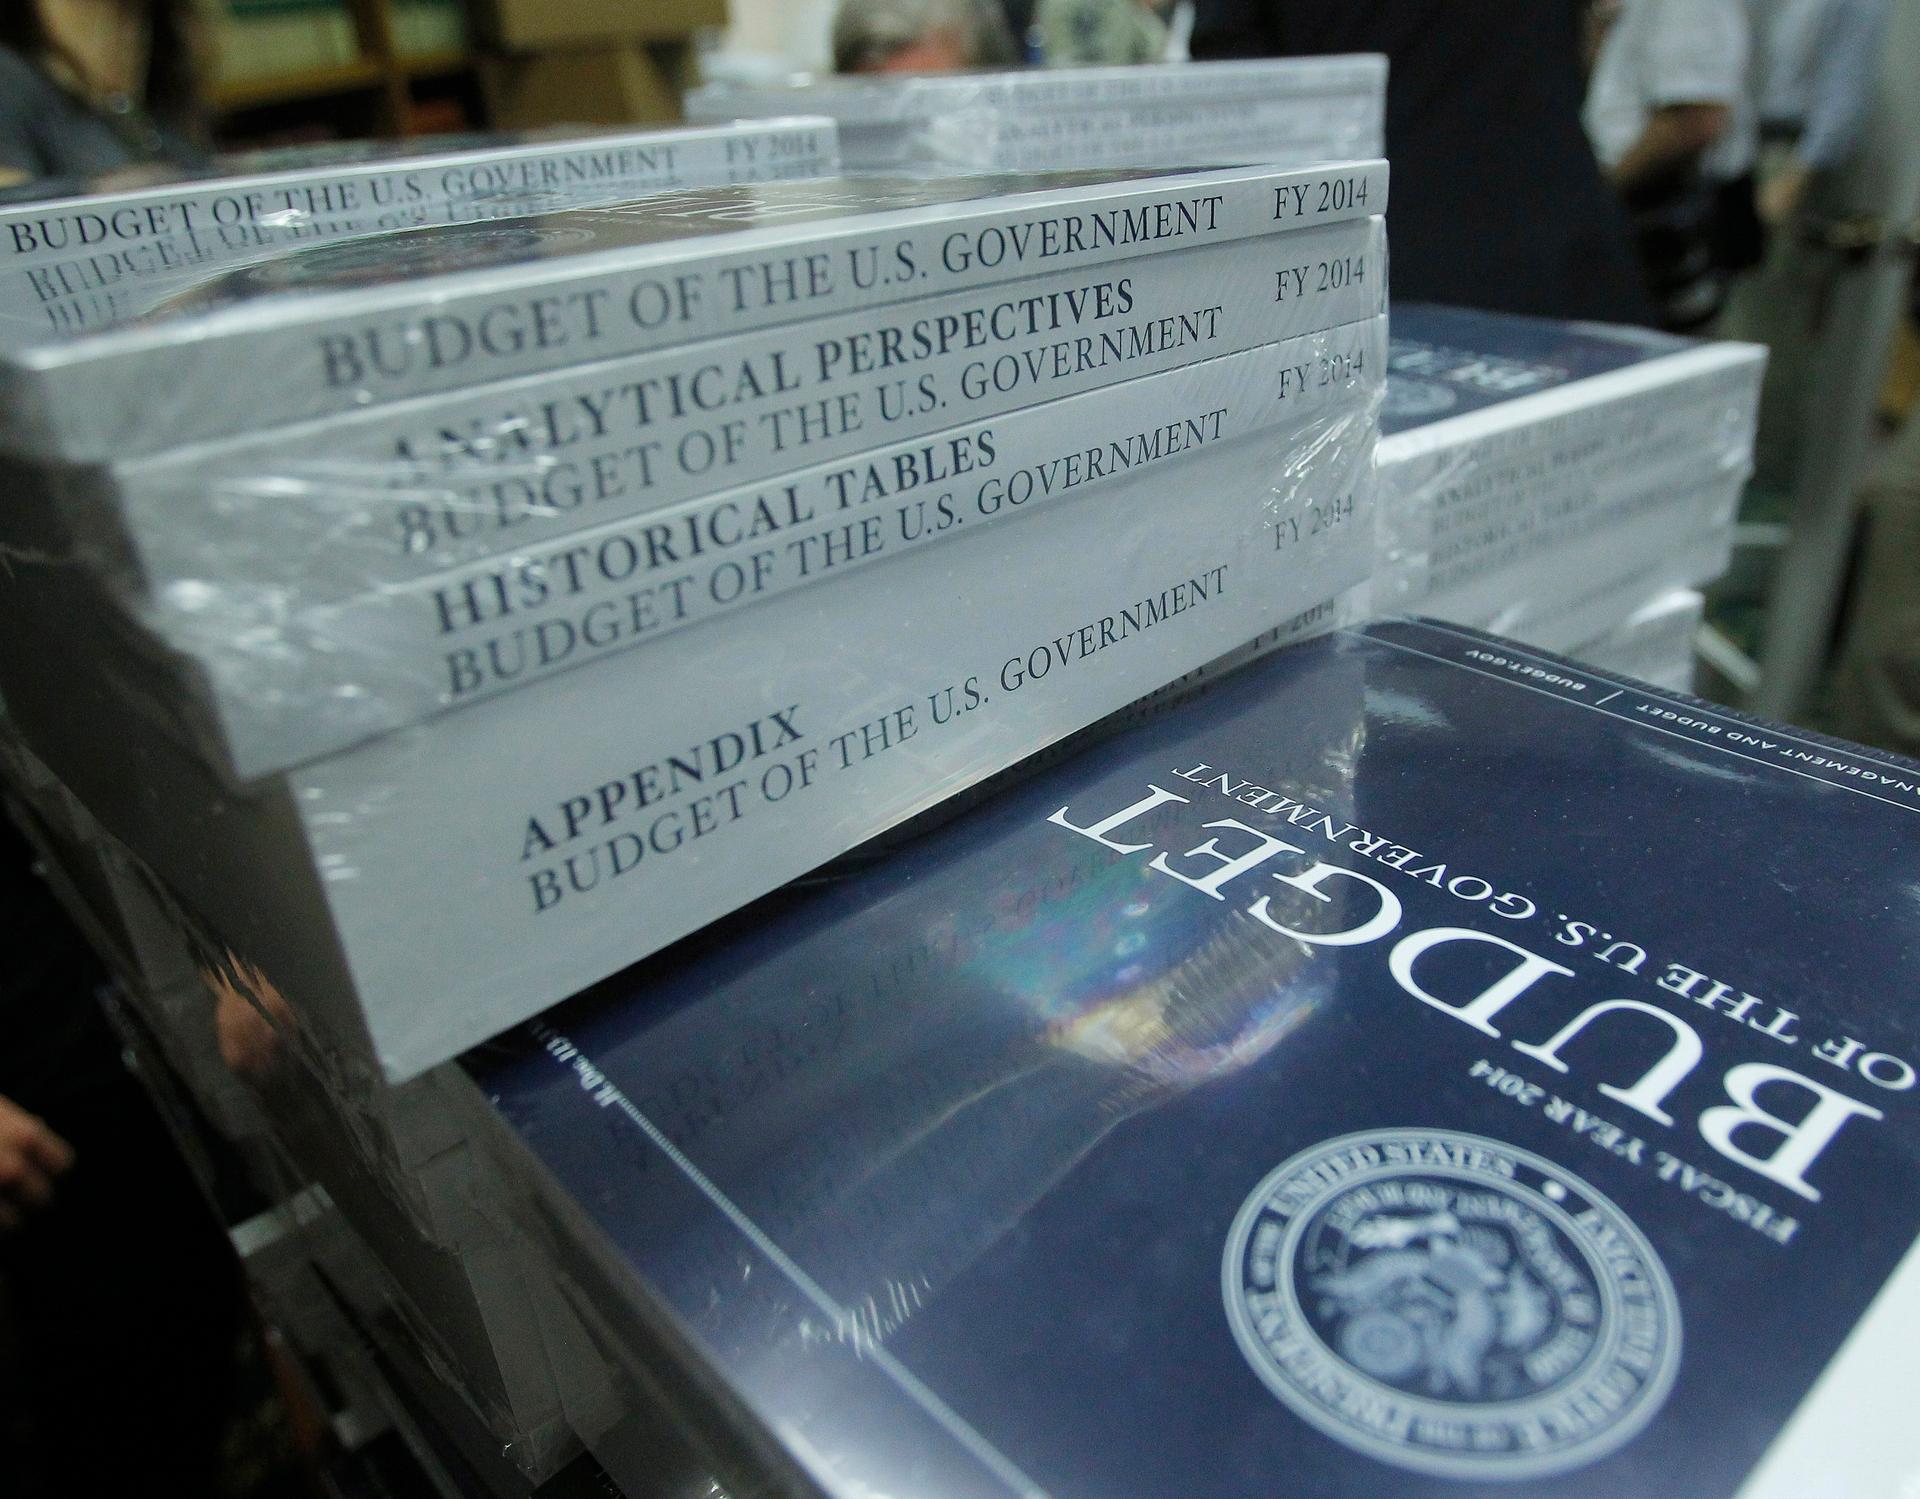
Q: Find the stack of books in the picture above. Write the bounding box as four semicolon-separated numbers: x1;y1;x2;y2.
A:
465;618;1920;1499
1375;305;1766;691
689;57;1386;173
0;117;839;341
0;704;614;1471
0;158;1388;1091
0;125;864;1475
6;103;1861;1499
0;142;1392;1480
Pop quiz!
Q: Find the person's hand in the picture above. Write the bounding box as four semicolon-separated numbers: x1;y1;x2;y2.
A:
1759;163;1811;227
204;948;290;1082
0;1093;74;1233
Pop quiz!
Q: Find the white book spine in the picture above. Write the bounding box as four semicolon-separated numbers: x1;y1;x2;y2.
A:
686;57;1387;124
834;112;1382;174
938;97;1385;173
1377;347;1764;621
150;317;1388;777
0;122;840;353
1425;518;1733;658
0;120;840;269
0;344;1380;1079
12;159;1387;460
94;215;1387;605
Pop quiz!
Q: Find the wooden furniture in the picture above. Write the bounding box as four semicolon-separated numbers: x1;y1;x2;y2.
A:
209;0;478;145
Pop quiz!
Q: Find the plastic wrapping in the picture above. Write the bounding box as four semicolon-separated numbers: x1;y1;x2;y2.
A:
688;56;1386;173
0;120;839;394
228;1193;401;1454
0;319;1383;1082
1;117;836;292
216;1053;628;1480
42;213;1384;606
1375;305;1764;646
471;618;1920;1499
0;735;625;1477
21;277;1387;783
1565;588;1705;694
0;159;1387;462
0;719;275;1148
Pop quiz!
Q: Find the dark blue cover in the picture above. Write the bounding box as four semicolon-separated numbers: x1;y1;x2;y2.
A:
1384;305;1691;435
471;618;1920;1499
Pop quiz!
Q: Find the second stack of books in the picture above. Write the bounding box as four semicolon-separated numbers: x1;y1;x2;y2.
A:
1372;304;1765;690
689;57;1387;174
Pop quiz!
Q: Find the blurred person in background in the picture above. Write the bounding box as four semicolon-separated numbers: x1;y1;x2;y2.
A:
1584;0;1758;329
1190;0;1650;324
1750;0;1889;225
1036;0;1191;66
0;0;210;186
832;0;1021;73
1720;0;1889;491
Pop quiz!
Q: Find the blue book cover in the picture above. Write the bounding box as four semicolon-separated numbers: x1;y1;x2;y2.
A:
1384;305;1690;435
471;619;1920;1498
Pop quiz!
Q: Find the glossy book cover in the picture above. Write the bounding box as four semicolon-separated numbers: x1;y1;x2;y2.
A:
1383;304;1691;436
472;619;1920;1498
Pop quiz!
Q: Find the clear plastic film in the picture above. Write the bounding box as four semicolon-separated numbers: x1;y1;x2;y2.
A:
0;729;616;1477
0;312;1386;1083
0;158;1387;462
271;1165;604;1483
1564;588;1706;695
463;638;1381;1499
0;118;839;349
688;56;1387;173
1372;306;1766;647
0;726;272;1145
87;820;626;1478
17;216;1388;782
464;617;1920;1499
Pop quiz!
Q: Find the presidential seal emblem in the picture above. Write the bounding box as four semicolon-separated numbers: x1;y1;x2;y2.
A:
1223;1128;1680;1480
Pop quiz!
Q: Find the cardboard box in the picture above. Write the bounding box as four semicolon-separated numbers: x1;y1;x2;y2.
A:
478;42;687;130
474;0;726;51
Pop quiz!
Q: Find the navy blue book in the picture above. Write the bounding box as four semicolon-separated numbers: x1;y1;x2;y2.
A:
471;619;1920;1499
1383;304;1695;435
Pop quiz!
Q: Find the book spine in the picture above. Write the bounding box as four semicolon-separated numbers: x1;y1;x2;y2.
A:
956;106;1382;175
917;97;1384;174
1377;352;1762;620
686;57;1386;123
337;387;1377;1076
0;342;1378;1077
0;120;840;268
29;158;1388;461
103;215;1388;605
0;121;839;344
156;316;1387;779
1421;498;1738;656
